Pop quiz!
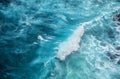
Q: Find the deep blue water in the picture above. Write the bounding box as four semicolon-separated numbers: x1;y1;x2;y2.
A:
0;0;120;79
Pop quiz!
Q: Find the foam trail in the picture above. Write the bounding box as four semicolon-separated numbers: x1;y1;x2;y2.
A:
57;25;85;61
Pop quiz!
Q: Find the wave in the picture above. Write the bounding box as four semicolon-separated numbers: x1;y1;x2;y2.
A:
56;15;106;61
57;24;85;60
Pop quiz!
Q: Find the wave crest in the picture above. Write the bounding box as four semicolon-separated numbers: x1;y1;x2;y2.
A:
57;25;84;60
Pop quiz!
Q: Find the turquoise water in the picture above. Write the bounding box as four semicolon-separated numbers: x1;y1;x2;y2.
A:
0;0;120;79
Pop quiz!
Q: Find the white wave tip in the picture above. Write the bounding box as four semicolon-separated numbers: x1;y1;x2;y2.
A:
57;26;84;61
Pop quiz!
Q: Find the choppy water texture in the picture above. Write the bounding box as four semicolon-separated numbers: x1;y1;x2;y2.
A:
0;0;120;79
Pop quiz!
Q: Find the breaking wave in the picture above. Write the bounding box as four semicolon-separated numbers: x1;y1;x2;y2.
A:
57;25;84;60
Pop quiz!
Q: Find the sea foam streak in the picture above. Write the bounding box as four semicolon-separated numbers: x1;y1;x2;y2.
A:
57;24;85;60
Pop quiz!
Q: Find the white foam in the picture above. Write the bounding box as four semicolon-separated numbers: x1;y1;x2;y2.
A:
38;35;44;40
37;35;49;42
56;16;104;61
57;25;85;61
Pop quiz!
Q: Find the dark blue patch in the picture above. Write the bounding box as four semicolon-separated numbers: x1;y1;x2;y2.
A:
0;0;12;5
113;14;120;22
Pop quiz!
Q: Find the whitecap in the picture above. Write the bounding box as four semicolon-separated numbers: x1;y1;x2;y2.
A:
57;24;85;61
38;35;44;40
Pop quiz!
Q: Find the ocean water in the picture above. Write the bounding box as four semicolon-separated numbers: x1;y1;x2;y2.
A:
0;0;120;79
